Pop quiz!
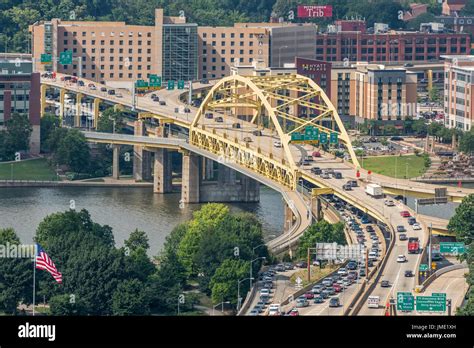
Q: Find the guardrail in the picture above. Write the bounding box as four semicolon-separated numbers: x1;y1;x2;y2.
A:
419;263;468;292
348;221;396;315
237;286;256;316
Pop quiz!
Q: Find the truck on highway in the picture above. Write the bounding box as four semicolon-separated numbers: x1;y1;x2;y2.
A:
365;184;383;198
408;237;420;254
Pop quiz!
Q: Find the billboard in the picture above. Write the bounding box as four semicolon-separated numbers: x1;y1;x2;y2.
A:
297;5;333;18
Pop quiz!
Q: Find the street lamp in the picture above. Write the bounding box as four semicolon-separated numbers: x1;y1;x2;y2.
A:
252;244;266;255
108;115;116;134
250;256;266;289
237;277;254;311
278;46;289;68
213;301;231;315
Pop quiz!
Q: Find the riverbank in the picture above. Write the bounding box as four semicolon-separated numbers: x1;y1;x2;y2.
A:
0;158;58;181
0;178;154;188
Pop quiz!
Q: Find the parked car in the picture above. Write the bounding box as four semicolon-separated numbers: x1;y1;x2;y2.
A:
295;261;307;268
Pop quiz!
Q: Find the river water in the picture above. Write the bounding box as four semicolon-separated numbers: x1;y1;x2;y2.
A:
0;186;284;256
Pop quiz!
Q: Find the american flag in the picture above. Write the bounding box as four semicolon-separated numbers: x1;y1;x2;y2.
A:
35;244;62;284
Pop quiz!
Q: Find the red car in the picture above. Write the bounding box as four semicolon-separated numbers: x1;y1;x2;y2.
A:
400;211;411;218
289;308;299;316
304;291;314;299
312;151;321;158
332;284;342;293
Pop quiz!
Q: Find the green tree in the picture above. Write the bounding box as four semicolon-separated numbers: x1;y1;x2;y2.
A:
49;294;88;315
97;107;125;133
459;130;474;154
0;228;33;314
412;119;428;136
177;203;230;275
297;220;346;258
428;86;440;103
209;258;250;306
125;229;150;252
112;279;151;315
0;113;33;161
383;124;398;136
54;129;91;173
448;194;474;247
40;113;60;153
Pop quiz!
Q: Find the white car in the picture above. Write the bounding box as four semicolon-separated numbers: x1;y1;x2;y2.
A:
337;268;348;276
268;304;281;316
412;223;422;230
384;199;395;206
396;255;407;263
273;141;282;148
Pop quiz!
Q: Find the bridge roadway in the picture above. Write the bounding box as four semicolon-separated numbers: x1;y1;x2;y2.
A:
43;75;471;314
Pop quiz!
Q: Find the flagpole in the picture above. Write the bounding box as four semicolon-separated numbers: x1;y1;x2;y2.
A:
33;244;36;316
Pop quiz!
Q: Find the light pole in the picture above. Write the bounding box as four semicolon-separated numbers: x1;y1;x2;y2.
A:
250;256;266;289
108;115;116;134
252;244;266;256
213;301;231;315
237;277;254;311
278;46;288;68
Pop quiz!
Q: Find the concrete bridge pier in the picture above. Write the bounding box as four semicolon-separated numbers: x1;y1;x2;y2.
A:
181;151;200;203
153;149;173;194
133;121;152;181
311;196;323;221
112;144;121;180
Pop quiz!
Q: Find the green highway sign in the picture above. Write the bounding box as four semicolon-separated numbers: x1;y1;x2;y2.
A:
416;295;446;312
135;80;149;88
59;50;73;65
330;132;339;144
167;80;175;90
397;292;414;311
439;242;465;254
40;53;52;64
177;80;185;89
291;133;305;142
304;126;319;141
319;132;328;144
419;264;428;271
149;75;162;87
432;293;446;298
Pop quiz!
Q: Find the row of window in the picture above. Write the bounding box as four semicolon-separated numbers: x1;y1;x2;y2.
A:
63;31;152;38
0;94;29;101
203;41;256;47
64;39;152;46
65;47;153;55
201;32;256;39
65;64;152;71
317;37;467;46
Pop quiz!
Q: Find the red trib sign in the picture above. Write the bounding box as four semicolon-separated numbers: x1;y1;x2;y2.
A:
297;5;333;18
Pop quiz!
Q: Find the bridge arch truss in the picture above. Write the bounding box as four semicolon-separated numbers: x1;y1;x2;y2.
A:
190;74;360;190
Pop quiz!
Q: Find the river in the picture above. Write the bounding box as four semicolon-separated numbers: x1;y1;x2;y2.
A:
0;186;284;256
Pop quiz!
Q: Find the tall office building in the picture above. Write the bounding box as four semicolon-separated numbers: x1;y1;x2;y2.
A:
0;54;40;154
443;55;474;131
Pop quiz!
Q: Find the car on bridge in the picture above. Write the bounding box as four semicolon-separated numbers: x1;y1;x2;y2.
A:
404;270;414;277
412;223;422;230
273;140;282;148
343;183;352;191
396;255;407;263
329;297;341;308
399;233;408;241
396;225;406;232
214;116;223;122
312;151;321;157
304;292;315;299
381;280;390;288
312;285;323;294
408;217;417;225
400;211;411;218
288;308;299;316
296;298;309;308
311;167;322;175
205;112;214;119
314;295;324;304
384;199;395;206
243;137;252;143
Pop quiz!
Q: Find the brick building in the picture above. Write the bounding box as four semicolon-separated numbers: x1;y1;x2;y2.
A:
0;54;40;154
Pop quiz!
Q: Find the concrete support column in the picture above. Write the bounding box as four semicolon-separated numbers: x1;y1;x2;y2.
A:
59;89;66;124
133;121;152;181
240;175;260;202
284;203;294;233
181;151;200;203
204;158;214;181
75;93;82;128
40;84;47;118
153;149;173;193
93;98;100;129
217;164;236;185
112;144;120;180
311;196;323;221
